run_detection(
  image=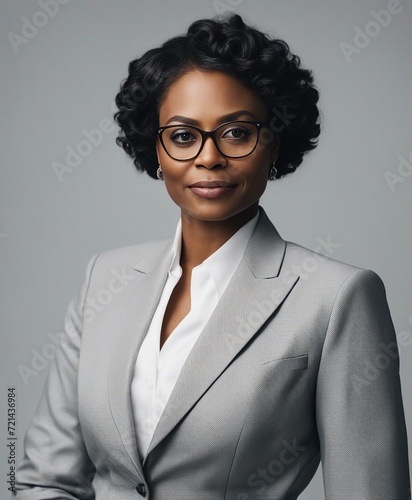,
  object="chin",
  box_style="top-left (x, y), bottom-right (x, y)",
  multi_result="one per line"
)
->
top-left (182, 204), bottom-right (254, 223)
